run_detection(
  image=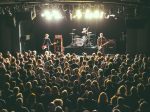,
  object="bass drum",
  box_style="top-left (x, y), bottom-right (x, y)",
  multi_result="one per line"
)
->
top-left (74, 38), bottom-right (84, 47)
